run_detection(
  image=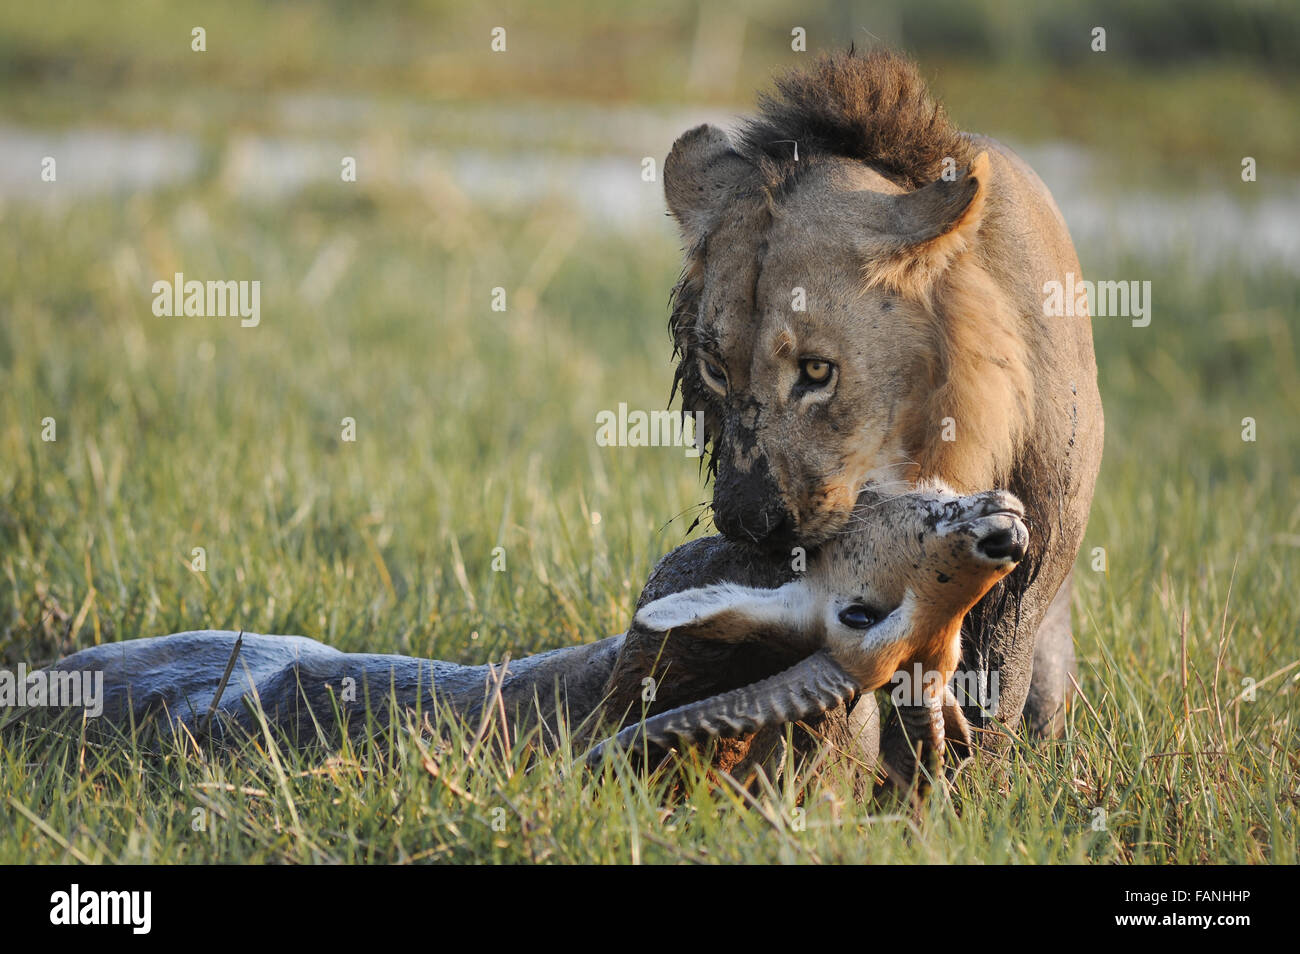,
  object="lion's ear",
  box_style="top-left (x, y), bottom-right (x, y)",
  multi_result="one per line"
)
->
top-left (859, 151), bottom-right (990, 299)
top-left (664, 124), bottom-right (752, 244)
